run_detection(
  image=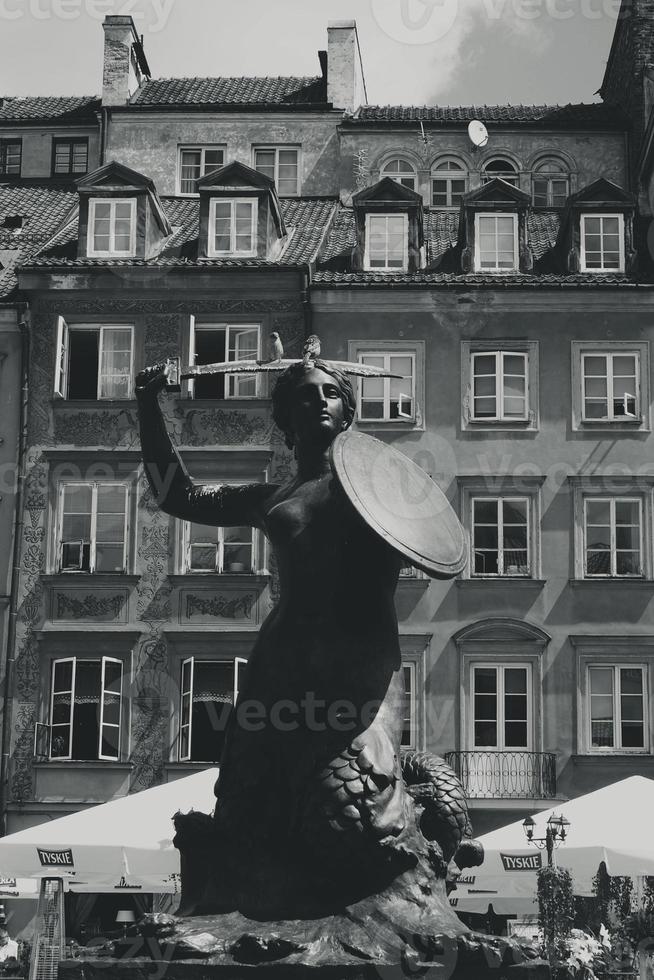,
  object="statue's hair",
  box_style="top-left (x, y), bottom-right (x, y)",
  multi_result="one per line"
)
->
top-left (272, 360), bottom-right (356, 450)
